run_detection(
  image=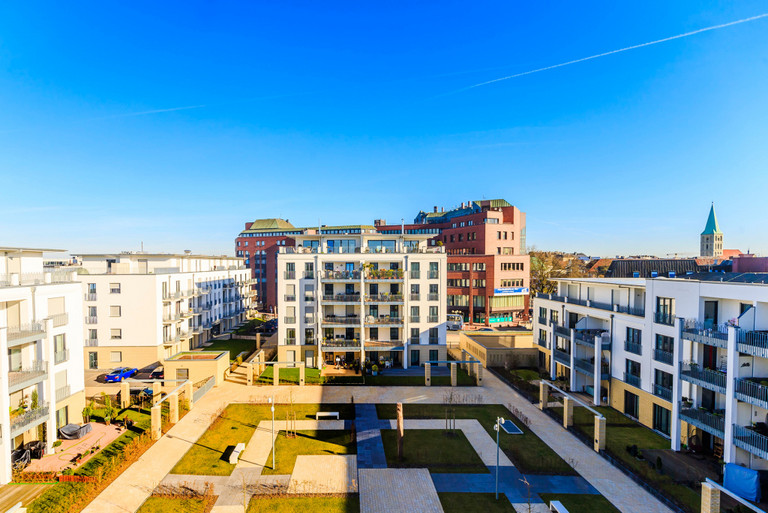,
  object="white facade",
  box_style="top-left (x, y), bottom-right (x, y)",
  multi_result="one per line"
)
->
top-left (276, 232), bottom-right (447, 369)
top-left (533, 275), bottom-right (768, 470)
top-left (77, 252), bottom-right (254, 369)
top-left (0, 248), bottom-right (85, 484)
